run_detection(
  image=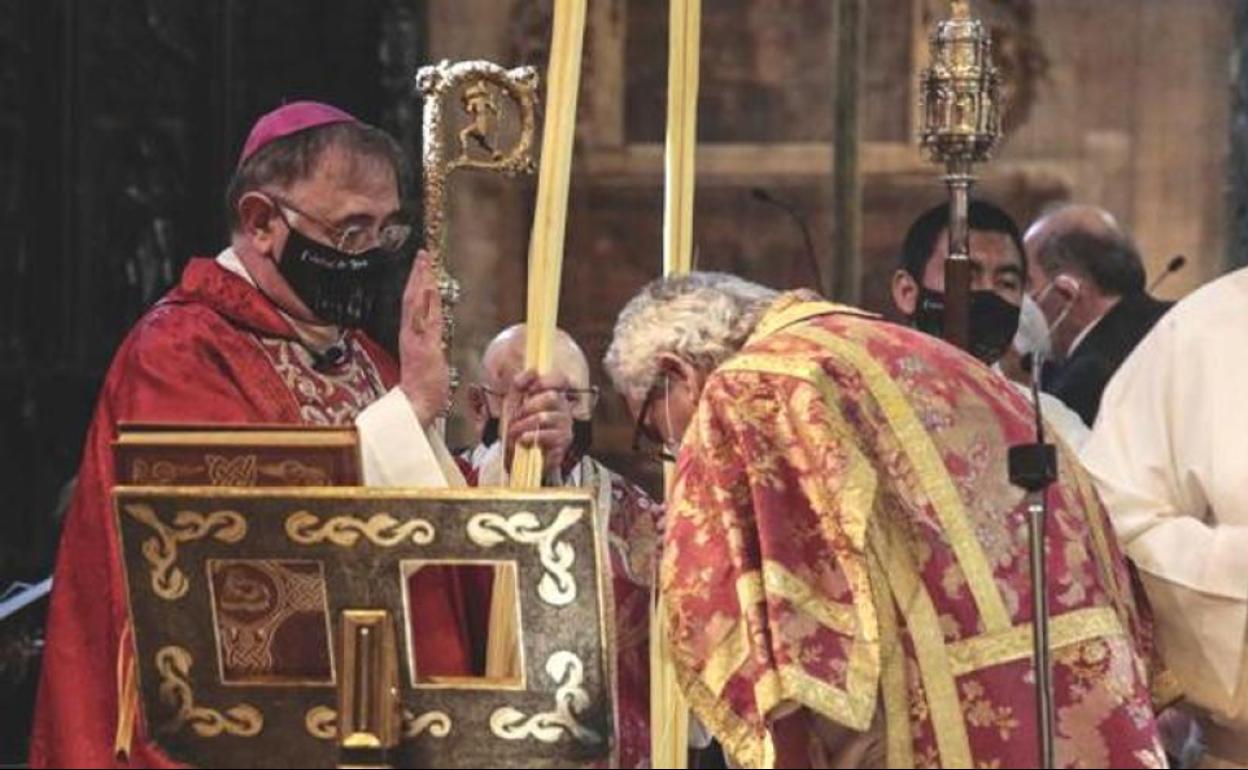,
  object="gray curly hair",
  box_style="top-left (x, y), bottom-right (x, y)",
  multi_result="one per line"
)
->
top-left (604, 272), bottom-right (778, 401)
